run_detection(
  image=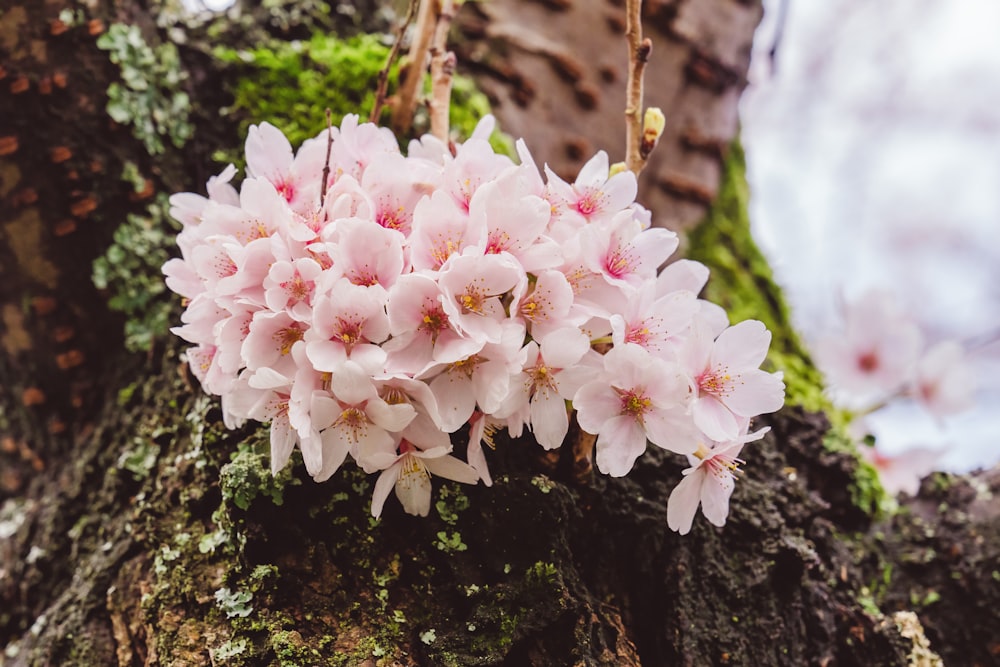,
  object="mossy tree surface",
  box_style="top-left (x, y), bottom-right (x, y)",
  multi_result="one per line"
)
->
top-left (2, 1), bottom-right (998, 666)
